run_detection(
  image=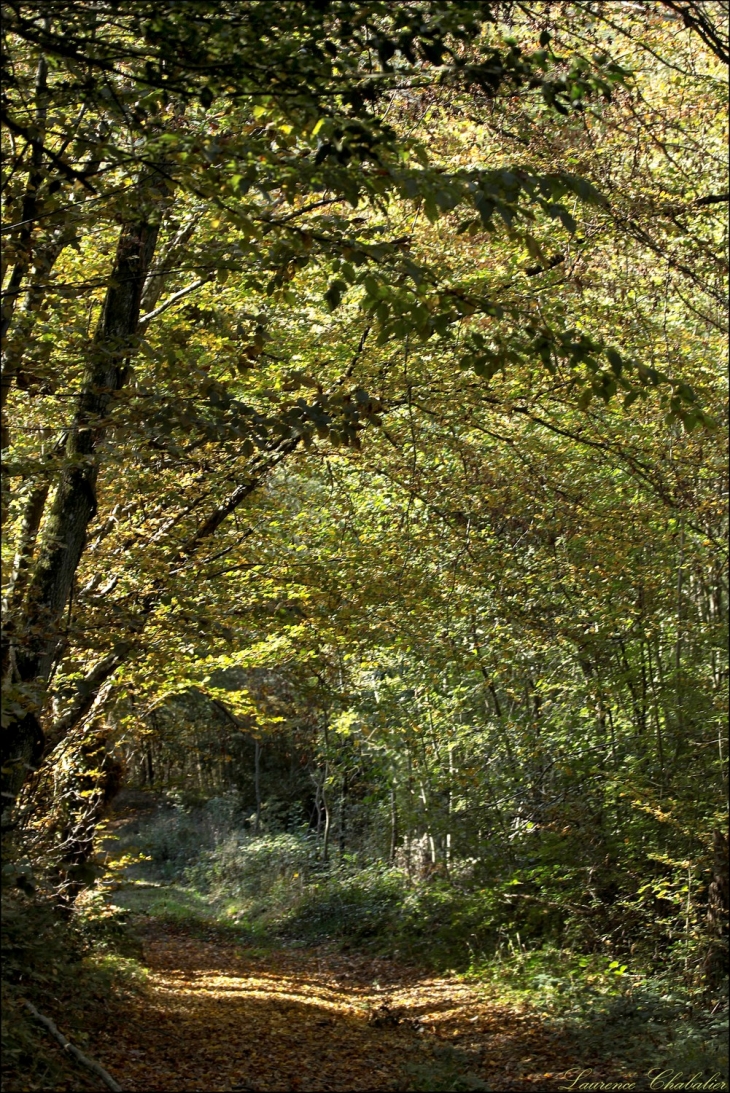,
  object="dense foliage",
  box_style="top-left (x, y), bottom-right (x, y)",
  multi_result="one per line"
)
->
top-left (1, 2), bottom-right (727, 1089)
